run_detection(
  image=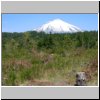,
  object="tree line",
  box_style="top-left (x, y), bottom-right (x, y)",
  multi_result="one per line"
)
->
top-left (2, 31), bottom-right (98, 54)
